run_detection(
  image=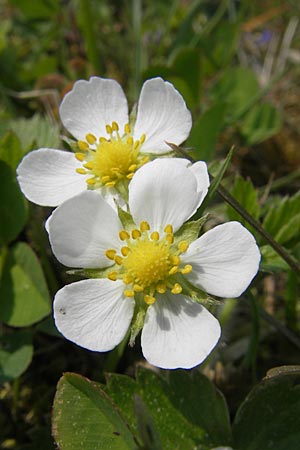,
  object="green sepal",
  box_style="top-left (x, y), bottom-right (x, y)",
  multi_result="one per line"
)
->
top-left (67, 265), bottom-right (117, 279)
top-left (117, 206), bottom-right (135, 230)
top-left (129, 306), bottom-right (146, 347)
top-left (173, 215), bottom-right (209, 247)
top-left (178, 275), bottom-right (222, 306)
